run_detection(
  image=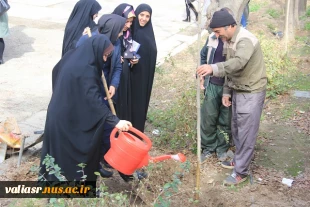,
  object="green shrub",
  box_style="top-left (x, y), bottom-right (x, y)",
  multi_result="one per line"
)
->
top-left (258, 34), bottom-right (295, 98)
top-left (249, 2), bottom-right (262, 12)
top-left (295, 36), bottom-right (308, 42)
top-left (153, 161), bottom-right (191, 207)
top-left (306, 6), bottom-right (310, 17)
top-left (267, 9), bottom-right (281, 18)
top-left (305, 22), bottom-right (310, 31)
top-left (267, 23), bottom-right (275, 31)
top-left (148, 88), bottom-right (198, 150)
